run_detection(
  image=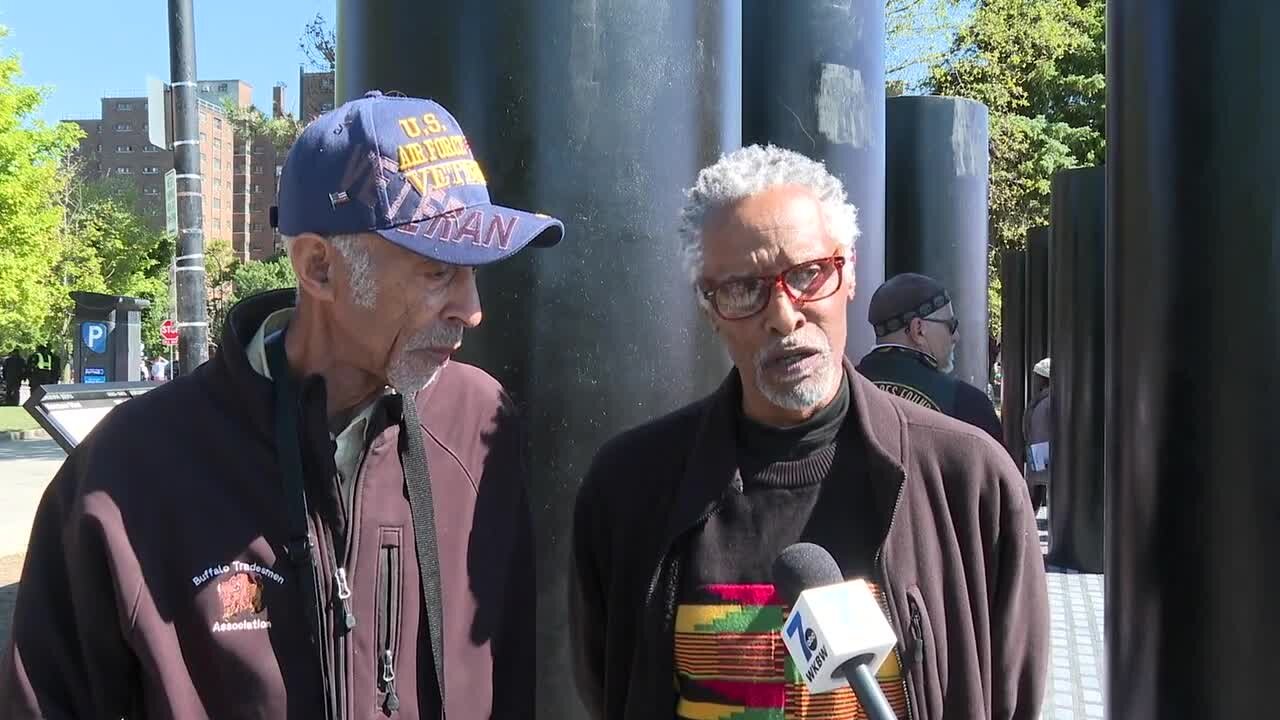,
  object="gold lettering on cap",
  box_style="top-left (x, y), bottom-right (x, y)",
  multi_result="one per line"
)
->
top-left (398, 117), bottom-right (423, 138)
top-left (398, 142), bottom-right (429, 171)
